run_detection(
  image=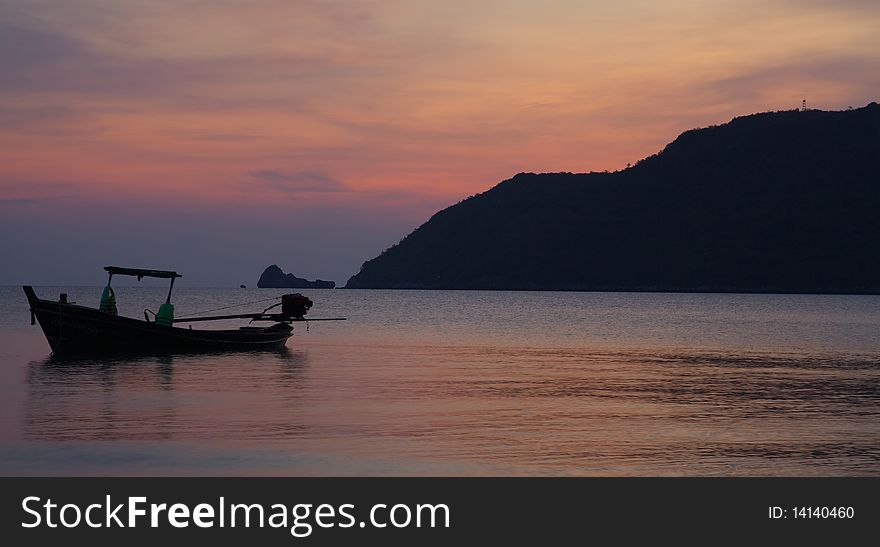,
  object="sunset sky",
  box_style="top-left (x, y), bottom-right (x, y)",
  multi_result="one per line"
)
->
top-left (1, 0), bottom-right (878, 285)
